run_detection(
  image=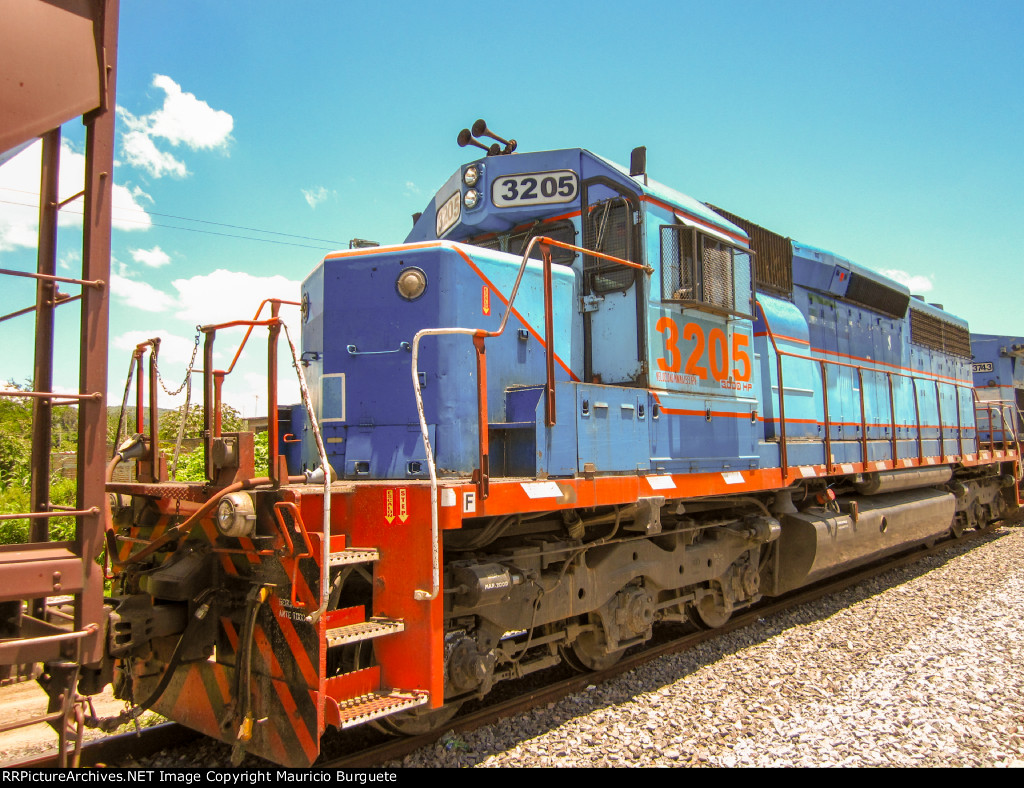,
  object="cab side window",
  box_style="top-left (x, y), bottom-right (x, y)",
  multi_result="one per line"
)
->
top-left (661, 224), bottom-right (753, 317)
